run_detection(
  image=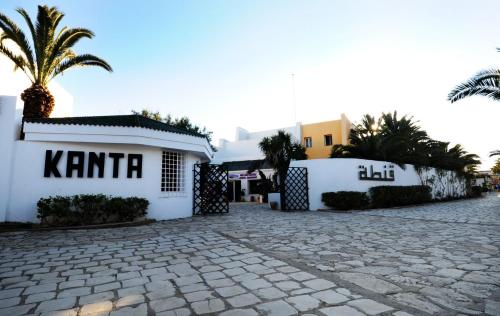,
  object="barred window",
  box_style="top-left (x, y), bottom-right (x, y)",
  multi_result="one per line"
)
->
top-left (161, 151), bottom-right (185, 192)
